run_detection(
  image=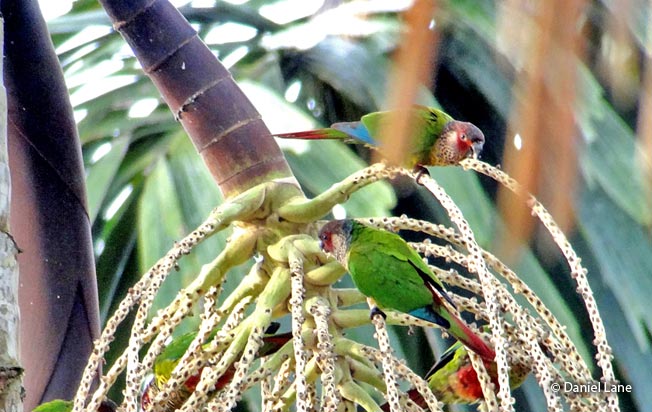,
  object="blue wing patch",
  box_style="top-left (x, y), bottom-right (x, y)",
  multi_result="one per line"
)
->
top-left (408, 306), bottom-right (451, 329)
top-left (331, 121), bottom-right (378, 146)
